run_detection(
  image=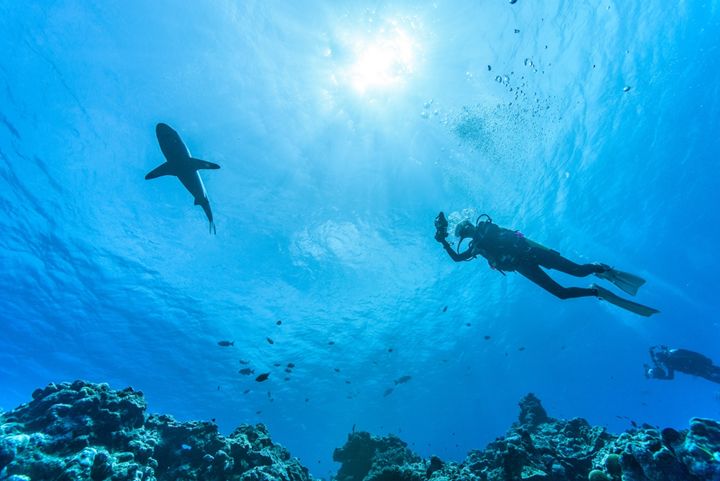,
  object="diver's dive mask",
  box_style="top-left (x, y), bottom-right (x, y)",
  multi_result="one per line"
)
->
top-left (454, 220), bottom-right (474, 239)
top-left (454, 220), bottom-right (475, 254)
